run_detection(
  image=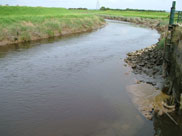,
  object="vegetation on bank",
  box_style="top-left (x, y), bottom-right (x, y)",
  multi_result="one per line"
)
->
top-left (0, 6), bottom-right (171, 46)
top-left (0, 6), bottom-right (105, 46)
top-left (157, 38), bottom-right (165, 49)
top-left (70, 8), bottom-right (169, 50)
top-left (70, 9), bottom-right (170, 20)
